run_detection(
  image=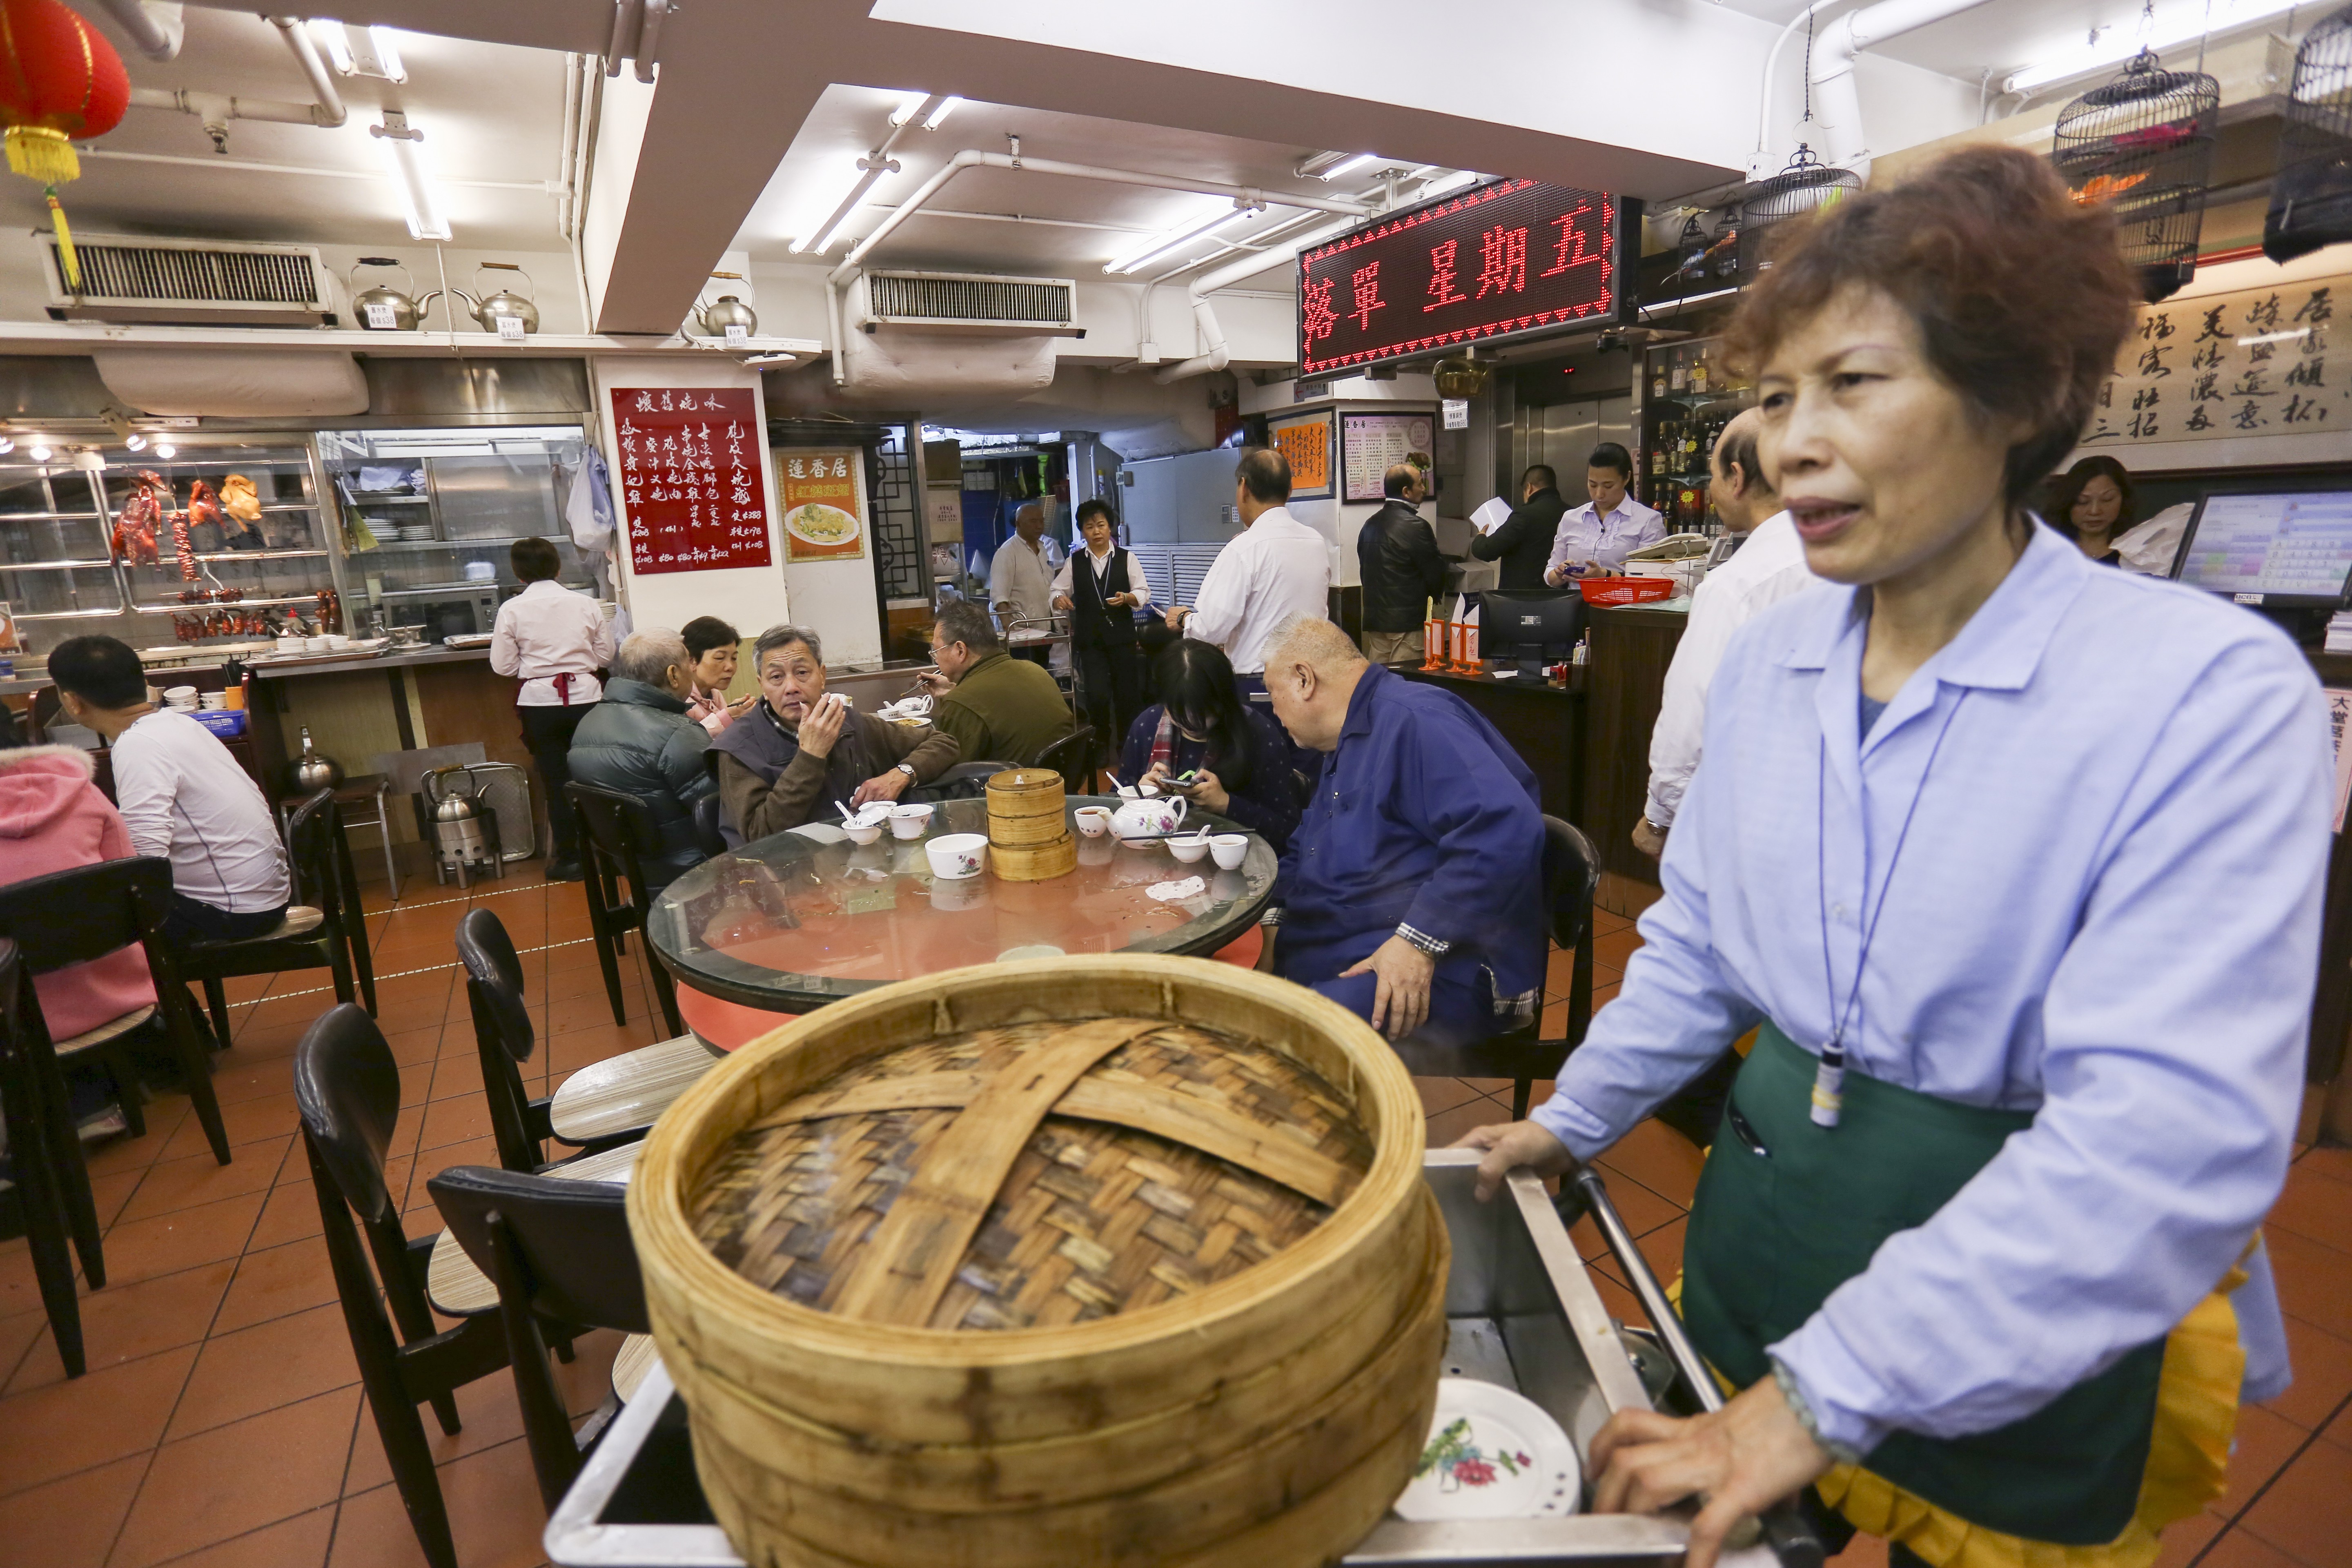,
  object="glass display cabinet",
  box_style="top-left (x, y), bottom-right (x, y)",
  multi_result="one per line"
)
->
top-left (318, 425), bottom-right (595, 642)
top-left (0, 437), bottom-right (337, 656)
